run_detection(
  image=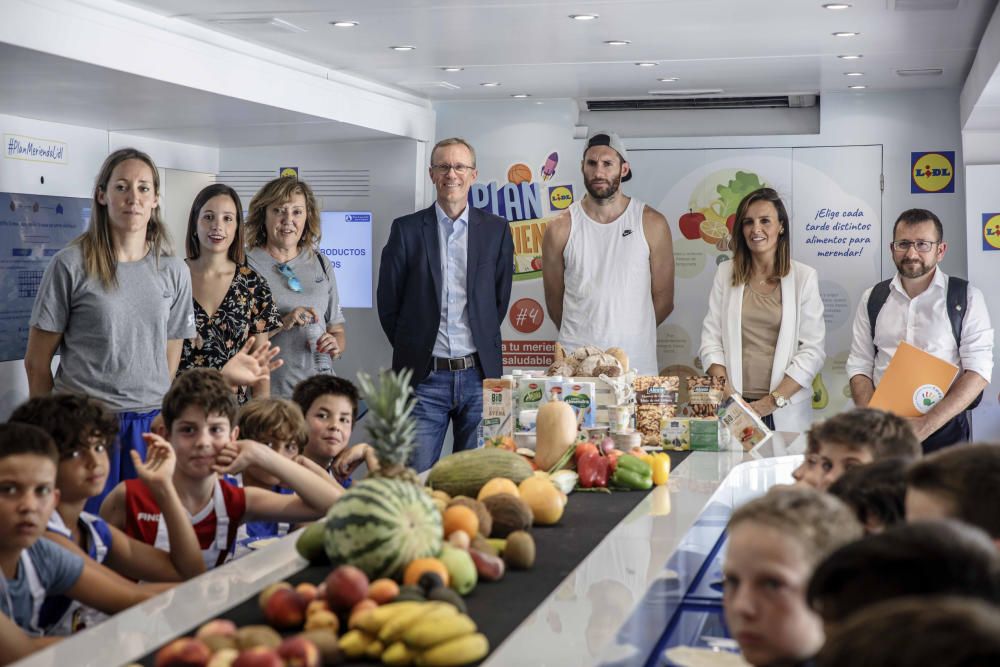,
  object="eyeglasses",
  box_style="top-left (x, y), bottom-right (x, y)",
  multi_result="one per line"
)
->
top-left (890, 240), bottom-right (939, 253)
top-left (431, 163), bottom-right (474, 175)
top-left (276, 263), bottom-right (303, 292)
